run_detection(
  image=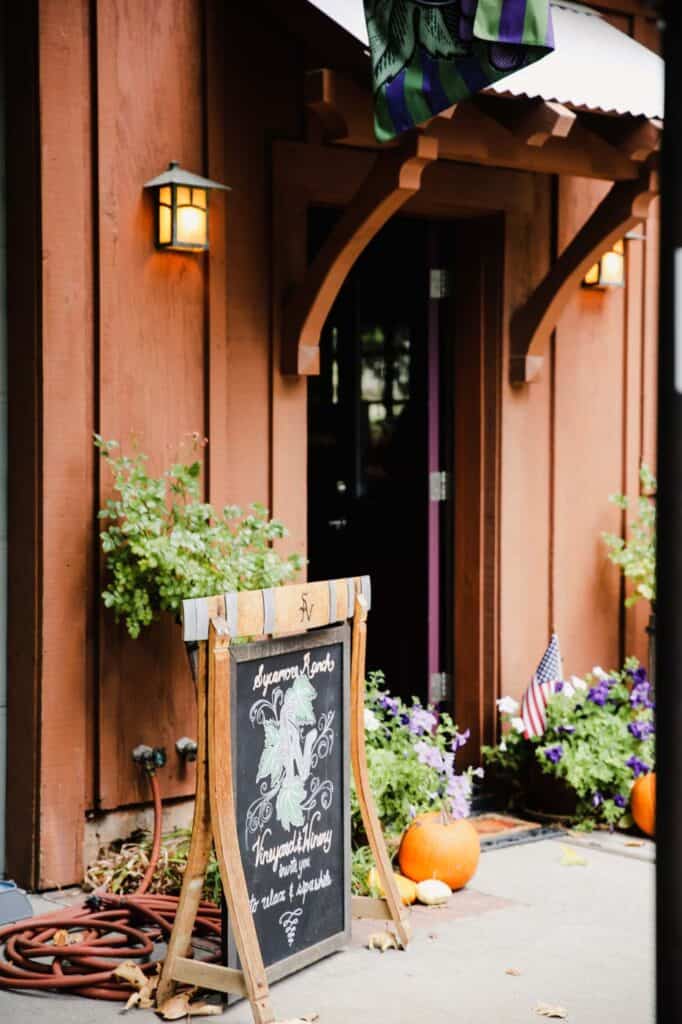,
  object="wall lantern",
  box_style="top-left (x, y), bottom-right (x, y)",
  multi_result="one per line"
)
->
top-left (143, 161), bottom-right (229, 252)
top-left (582, 239), bottom-right (625, 290)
